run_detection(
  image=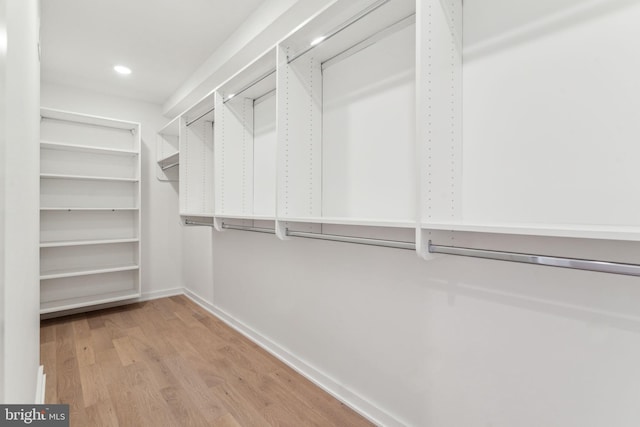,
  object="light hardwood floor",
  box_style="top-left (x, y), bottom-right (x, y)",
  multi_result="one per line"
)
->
top-left (40, 295), bottom-right (375, 427)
